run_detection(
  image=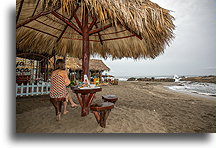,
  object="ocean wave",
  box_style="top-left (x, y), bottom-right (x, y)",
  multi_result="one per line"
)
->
top-left (166, 81), bottom-right (216, 97)
top-left (117, 78), bottom-right (128, 81)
